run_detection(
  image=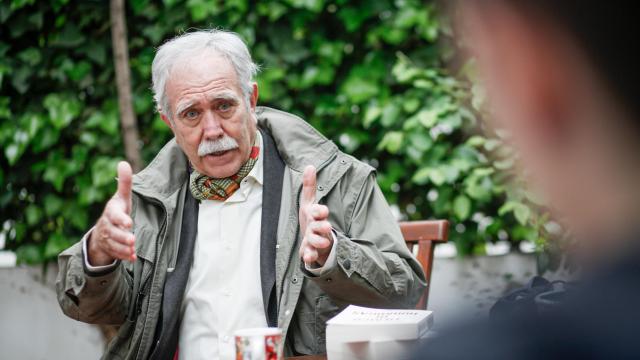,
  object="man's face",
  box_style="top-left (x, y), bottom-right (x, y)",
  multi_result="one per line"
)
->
top-left (162, 53), bottom-right (257, 178)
